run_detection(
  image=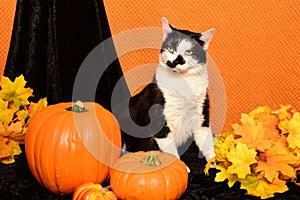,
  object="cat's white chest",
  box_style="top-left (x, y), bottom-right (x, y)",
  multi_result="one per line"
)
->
top-left (155, 65), bottom-right (208, 146)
